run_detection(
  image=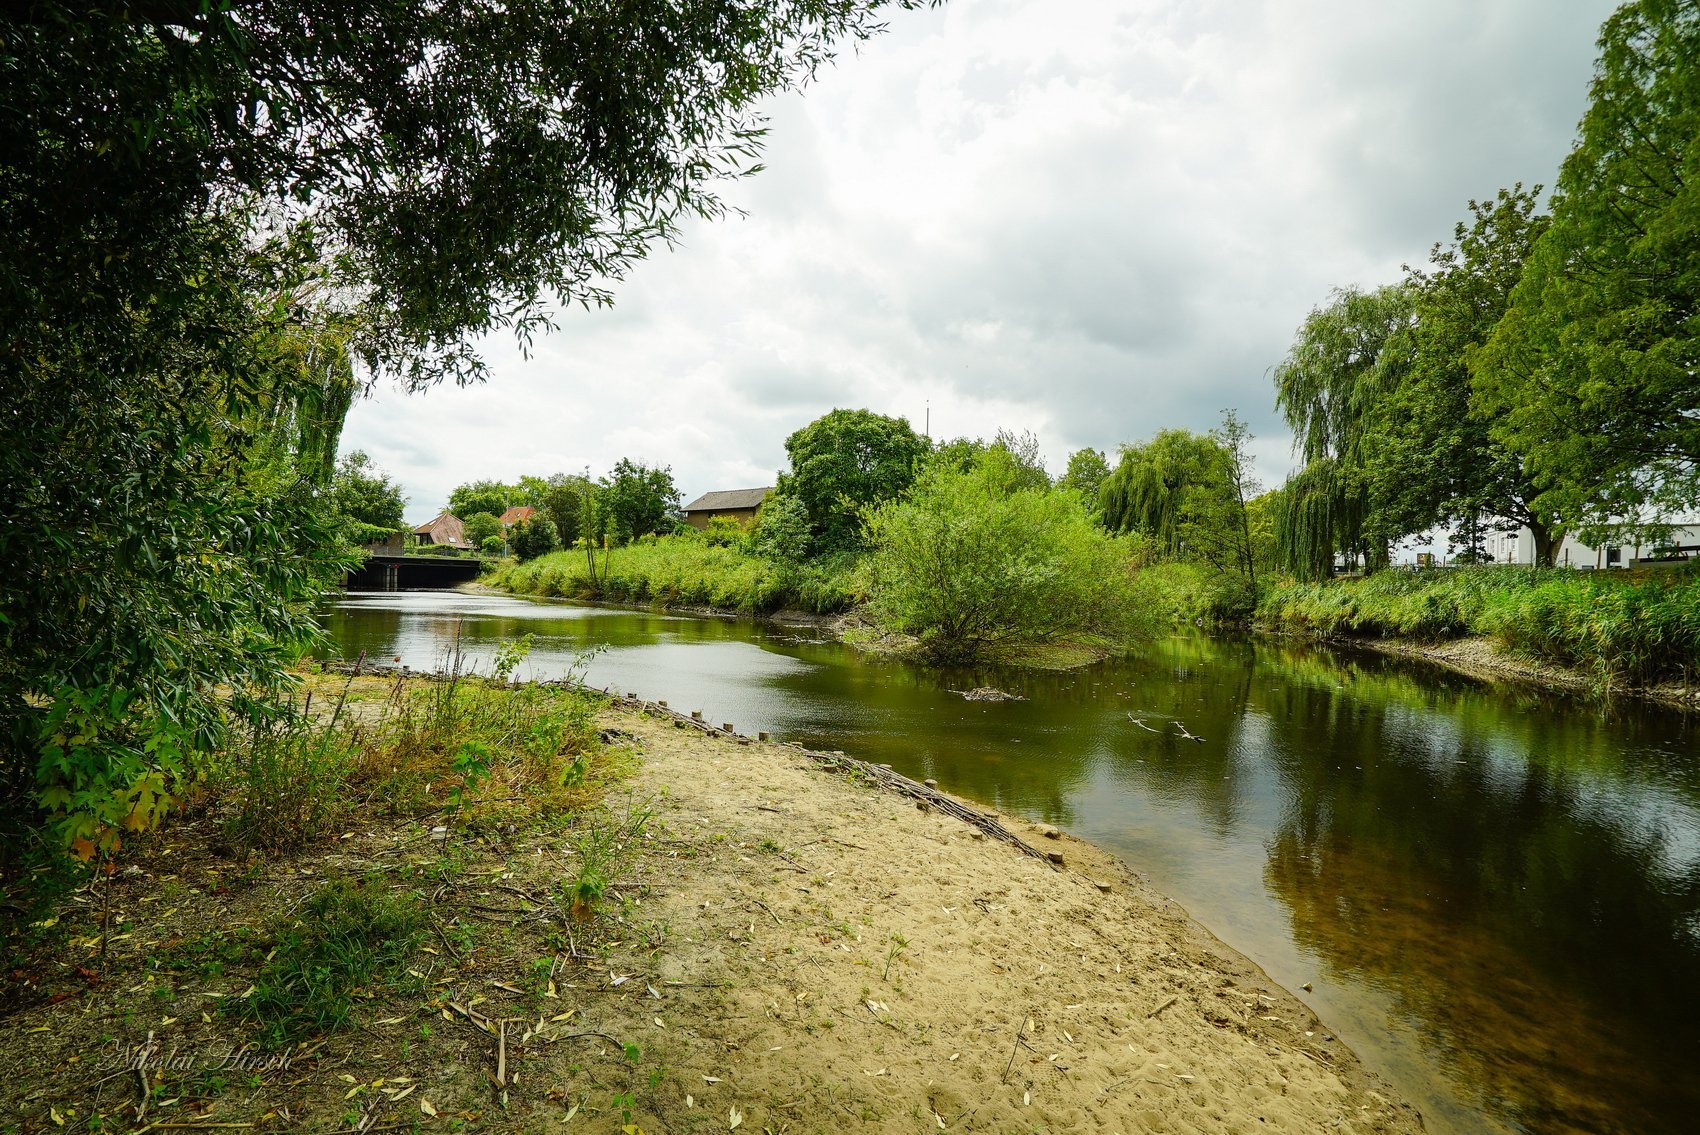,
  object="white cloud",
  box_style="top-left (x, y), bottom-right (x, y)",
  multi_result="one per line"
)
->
top-left (340, 0), bottom-right (1618, 519)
